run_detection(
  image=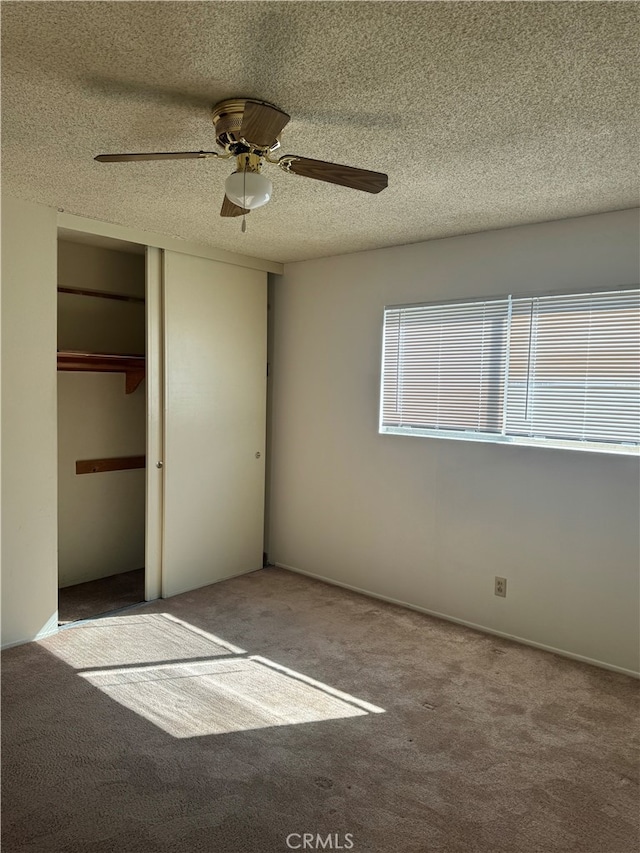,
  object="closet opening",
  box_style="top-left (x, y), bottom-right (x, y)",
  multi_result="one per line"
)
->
top-left (56, 230), bottom-right (147, 624)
